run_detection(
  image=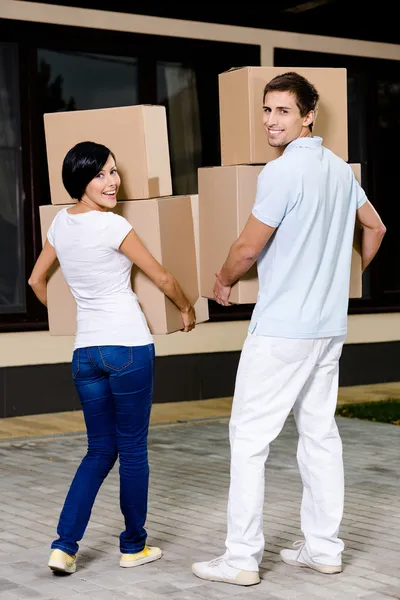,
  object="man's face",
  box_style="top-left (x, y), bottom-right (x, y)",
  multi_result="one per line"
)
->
top-left (262, 90), bottom-right (314, 148)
